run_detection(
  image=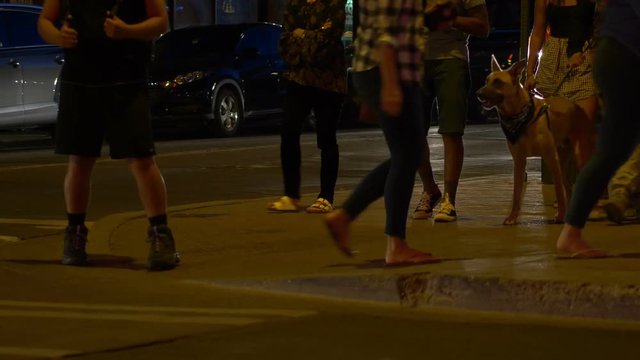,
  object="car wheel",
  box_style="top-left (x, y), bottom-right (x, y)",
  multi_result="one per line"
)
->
top-left (210, 87), bottom-right (243, 137)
